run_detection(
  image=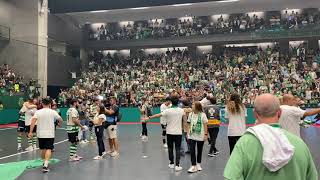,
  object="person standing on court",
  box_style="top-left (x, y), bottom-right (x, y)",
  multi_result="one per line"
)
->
top-left (24, 97), bottom-right (38, 151)
top-left (204, 97), bottom-right (221, 157)
top-left (92, 105), bottom-right (107, 160)
top-left (224, 94), bottom-right (318, 180)
top-left (186, 101), bottom-right (208, 173)
top-left (67, 99), bottom-right (85, 162)
top-left (280, 94), bottom-right (320, 138)
top-left (144, 96), bottom-right (185, 171)
top-left (105, 97), bottom-right (120, 157)
top-left (224, 94), bottom-right (247, 154)
top-left (139, 97), bottom-right (150, 142)
top-left (28, 98), bottom-right (63, 173)
top-left (160, 97), bottom-right (172, 148)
